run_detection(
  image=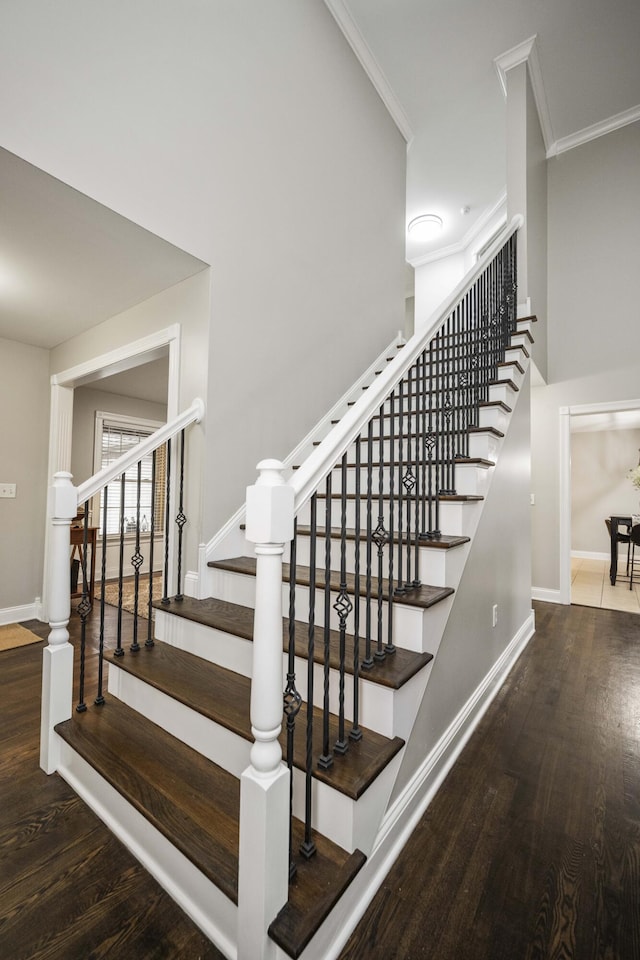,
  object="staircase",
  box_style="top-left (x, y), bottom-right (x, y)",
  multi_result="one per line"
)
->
top-left (44, 219), bottom-right (535, 960)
